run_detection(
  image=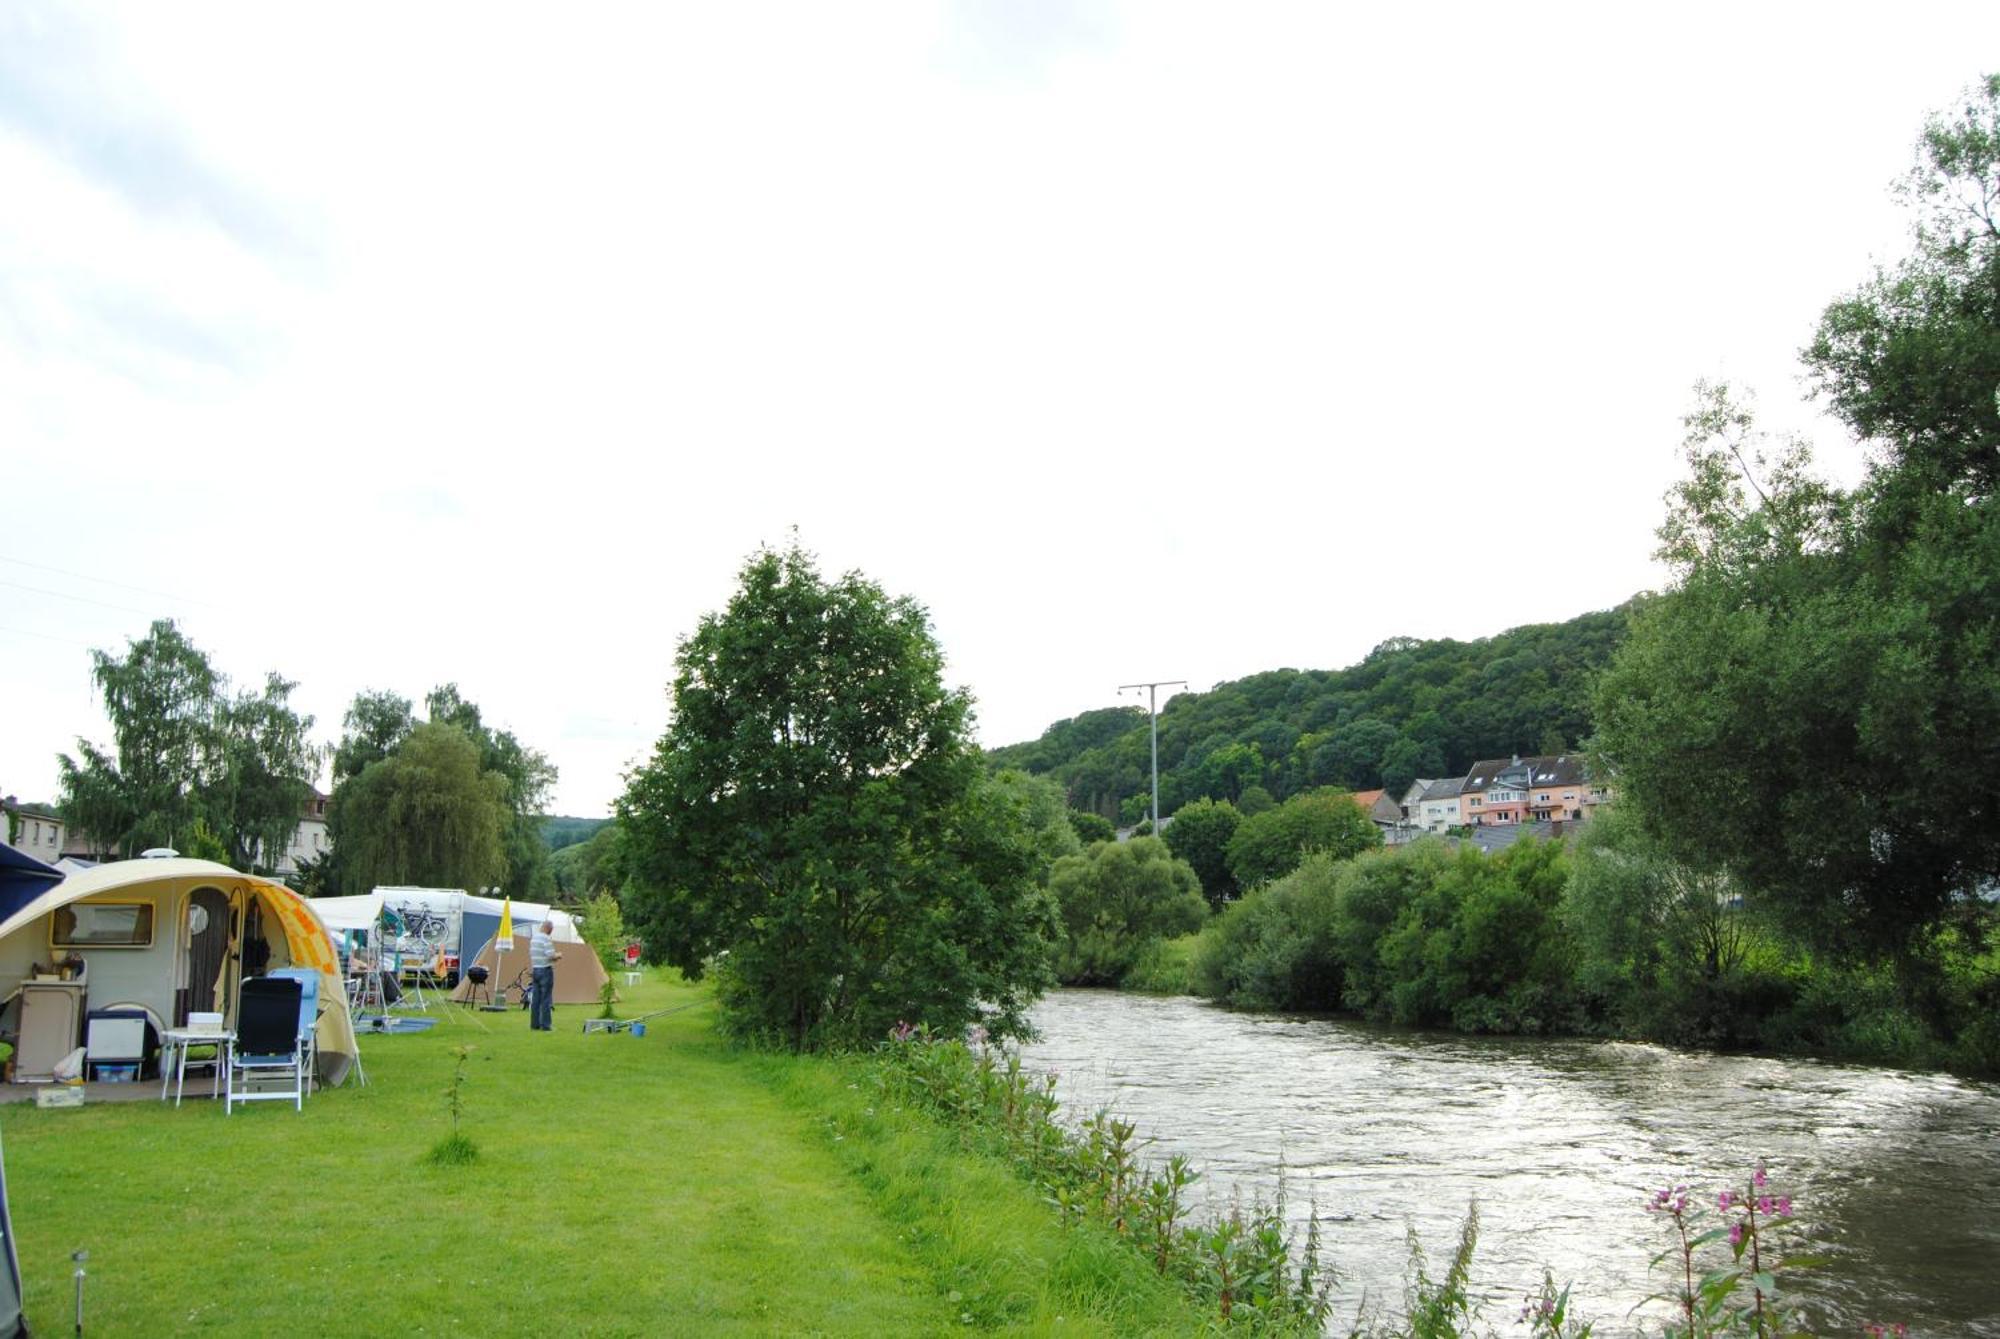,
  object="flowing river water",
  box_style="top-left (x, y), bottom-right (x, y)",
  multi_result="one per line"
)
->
top-left (1020, 990), bottom-right (2000, 1335)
